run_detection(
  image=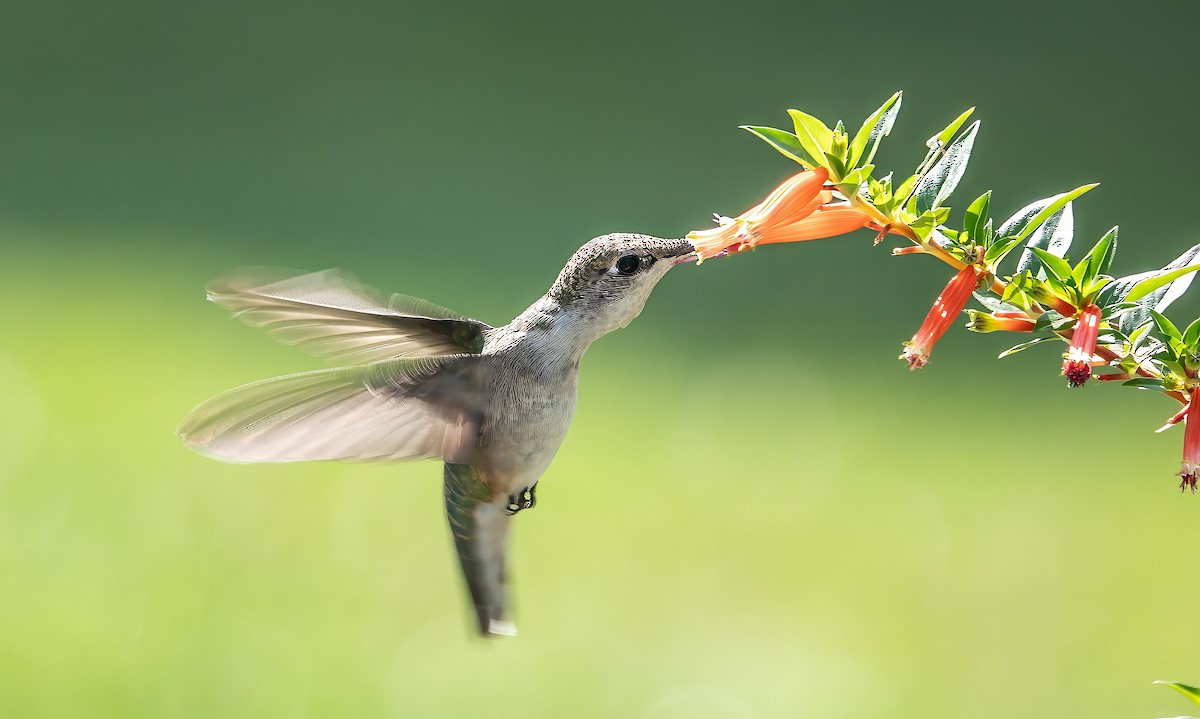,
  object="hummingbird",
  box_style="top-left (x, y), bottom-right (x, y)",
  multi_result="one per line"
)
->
top-left (177, 233), bottom-right (696, 636)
